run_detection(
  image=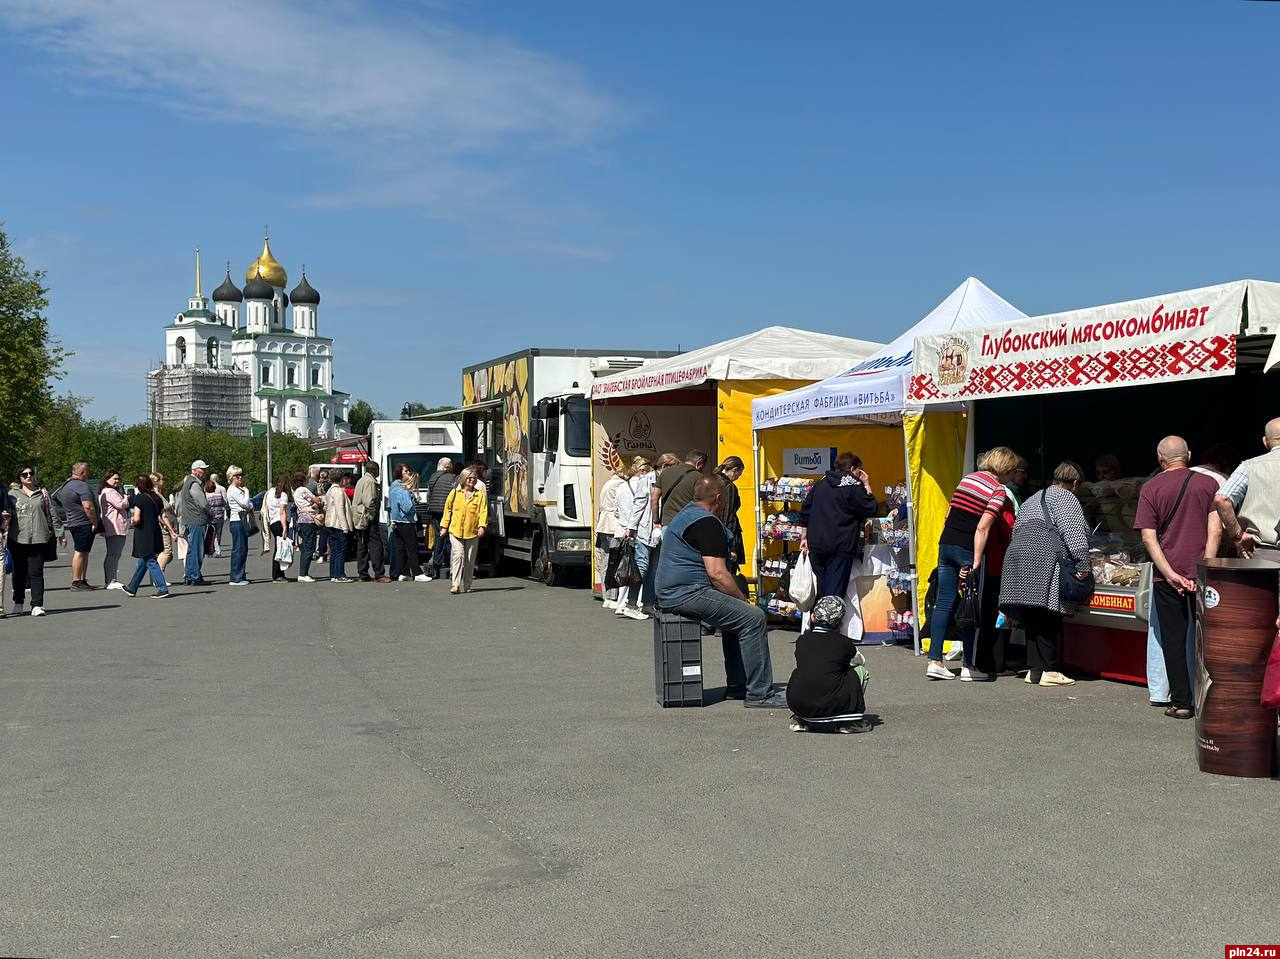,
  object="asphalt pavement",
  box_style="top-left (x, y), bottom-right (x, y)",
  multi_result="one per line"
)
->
top-left (1, 545), bottom-right (1277, 958)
